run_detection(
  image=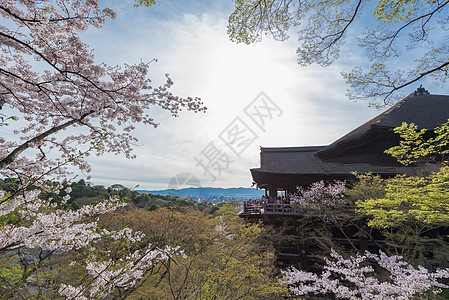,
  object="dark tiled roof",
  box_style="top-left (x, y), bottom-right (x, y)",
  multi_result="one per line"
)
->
top-left (252, 93), bottom-right (449, 179)
top-left (260, 146), bottom-right (326, 153)
top-left (317, 94), bottom-right (449, 157)
top-left (256, 146), bottom-right (407, 175)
